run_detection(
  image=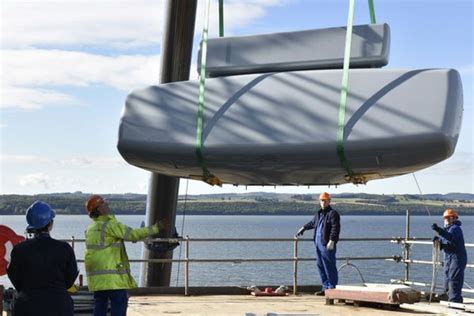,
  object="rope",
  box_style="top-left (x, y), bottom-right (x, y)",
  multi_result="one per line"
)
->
top-left (219, 0), bottom-right (224, 37)
top-left (429, 239), bottom-right (441, 304)
top-left (411, 173), bottom-right (432, 217)
top-left (175, 179), bottom-right (189, 287)
top-left (195, 0), bottom-right (222, 186)
top-left (412, 172), bottom-right (440, 302)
